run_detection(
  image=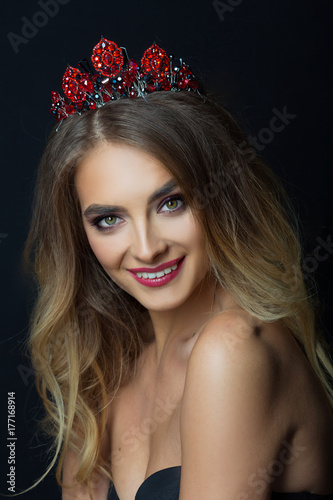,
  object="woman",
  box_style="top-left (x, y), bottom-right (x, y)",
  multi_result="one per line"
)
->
top-left (25, 39), bottom-right (333, 499)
